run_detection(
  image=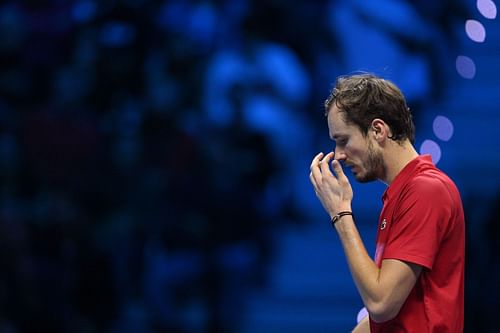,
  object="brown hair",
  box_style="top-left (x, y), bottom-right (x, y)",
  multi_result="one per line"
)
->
top-left (324, 73), bottom-right (415, 144)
